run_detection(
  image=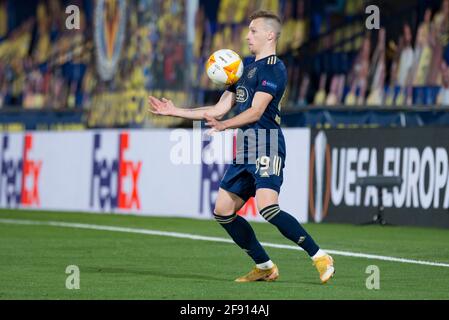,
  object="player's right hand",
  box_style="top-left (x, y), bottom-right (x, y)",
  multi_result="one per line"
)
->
top-left (148, 96), bottom-right (177, 116)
